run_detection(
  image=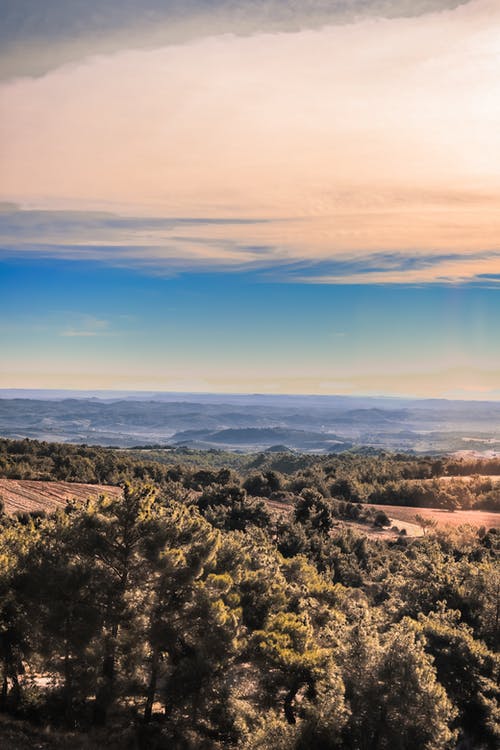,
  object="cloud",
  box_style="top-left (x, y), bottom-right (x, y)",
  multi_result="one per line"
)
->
top-left (291, 251), bottom-right (500, 285)
top-left (0, 205), bottom-right (269, 243)
top-left (1, 1), bottom-right (499, 286)
top-left (1, 206), bottom-right (500, 284)
top-left (60, 330), bottom-right (101, 337)
top-left (59, 315), bottom-right (110, 337)
top-left (0, 206), bottom-right (278, 270)
top-left (0, 0), bottom-right (469, 79)
top-left (2, 3), bottom-right (499, 236)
